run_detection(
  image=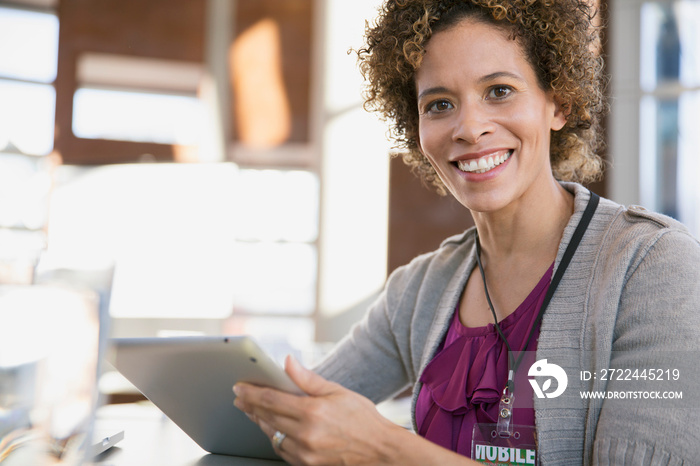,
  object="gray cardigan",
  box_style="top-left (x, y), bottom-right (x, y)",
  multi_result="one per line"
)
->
top-left (315, 182), bottom-right (700, 465)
